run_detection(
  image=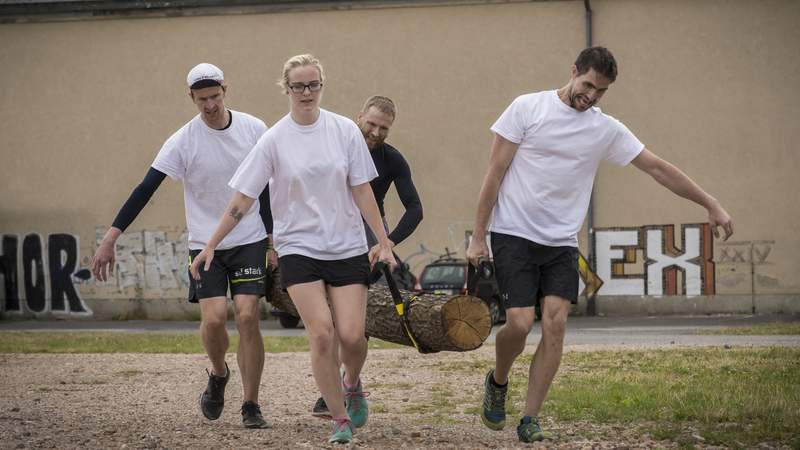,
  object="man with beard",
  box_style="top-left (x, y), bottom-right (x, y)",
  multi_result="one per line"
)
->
top-left (467, 47), bottom-right (734, 442)
top-left (310, 95), bottom-right (423, 418)
top-left (92, 63), bottom-right (271, 429)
